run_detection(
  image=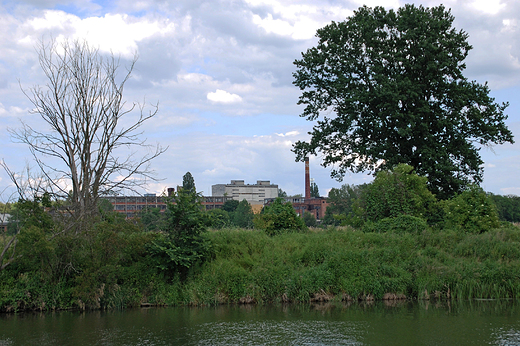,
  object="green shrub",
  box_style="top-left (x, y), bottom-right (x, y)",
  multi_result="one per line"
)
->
top-left (148, 189), bottom-right (209, 278)
top-left (303, 211), bottom-right (317, 227)
top-left (363, 214), bottom-right (429, 234)
top-left (364, 164), bottom-right (437, 222)
top-left (443, 185), bottom-right (500, 233)
top-left (254, 198), bottom-right (306, 236)
top-left (206, 208), bottom-right (230, 229)
top-left (232, 200), bottom-right (254, 228)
